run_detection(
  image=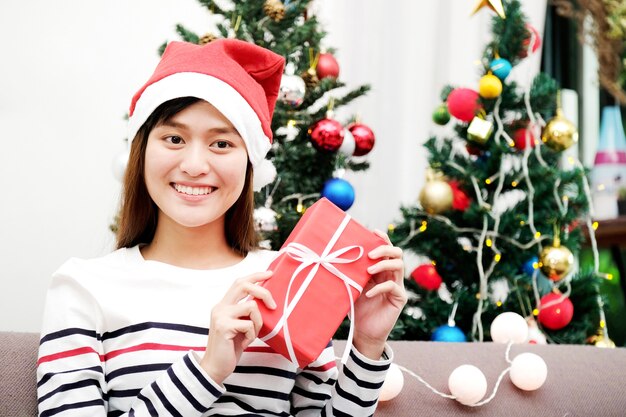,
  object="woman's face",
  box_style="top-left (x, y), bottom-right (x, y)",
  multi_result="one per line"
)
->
top-left (144, 100), bottom-right (249, 231)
